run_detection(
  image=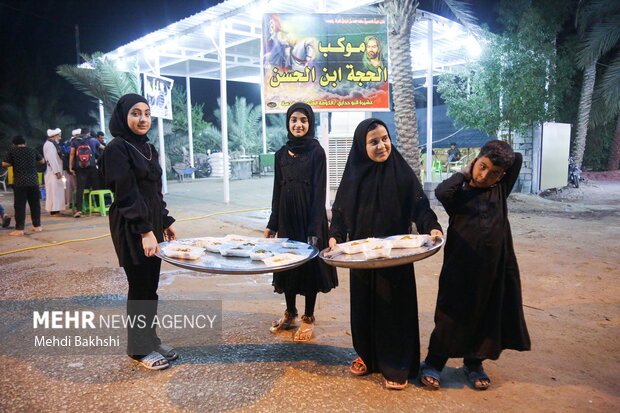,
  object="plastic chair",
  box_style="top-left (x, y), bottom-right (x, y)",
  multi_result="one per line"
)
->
top-left (432, 159), bottom-right (443, 181)
top-left (0, 169), bottom-right (7, 191)
top-left (88, 189), bottom-right (114, 216)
